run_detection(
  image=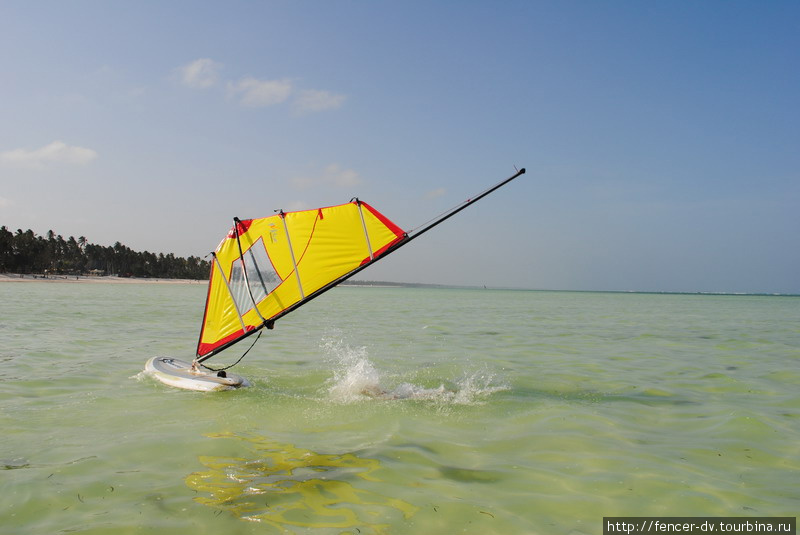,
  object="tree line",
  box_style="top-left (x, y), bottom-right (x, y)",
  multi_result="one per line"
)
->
top-left (0, 226), bottom-right (210, 280)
